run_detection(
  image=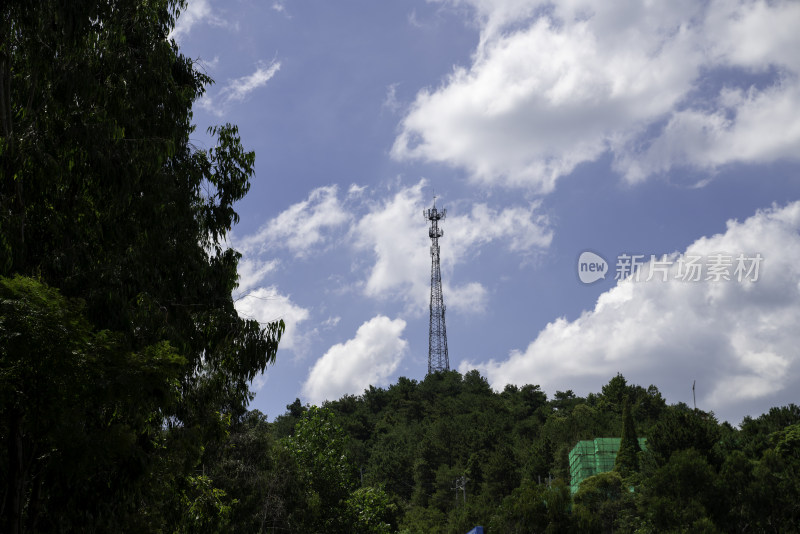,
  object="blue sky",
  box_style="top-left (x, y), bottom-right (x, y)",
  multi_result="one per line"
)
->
top-left (173, 0), bottom-right (800, 425)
